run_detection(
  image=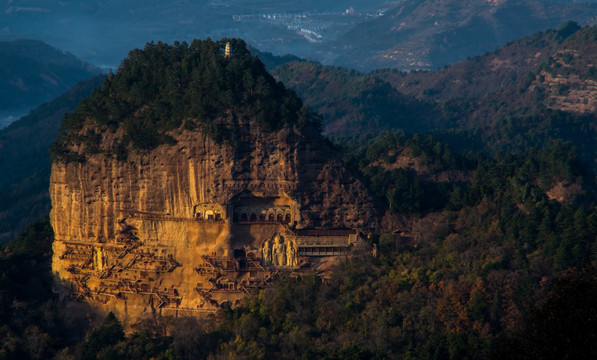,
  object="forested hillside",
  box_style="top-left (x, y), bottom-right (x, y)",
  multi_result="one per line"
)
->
top-left (272, 62), bottom-right (436, 134)
top-left (272, 24), bottom-right (597, 172)
top-left (3, 130), bottom-right (597, 359)
top-left (0, 217), bottom-right (93, 359)
top-left (435, 24), bottom-right (597, 167)
top-left (372, 21), bottom-right (581, 102)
